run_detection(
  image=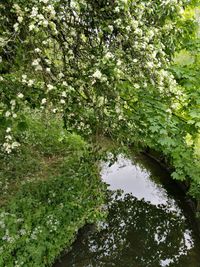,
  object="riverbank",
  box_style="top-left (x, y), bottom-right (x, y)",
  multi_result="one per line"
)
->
top-left (0, 112), bottom-right (106, 267)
